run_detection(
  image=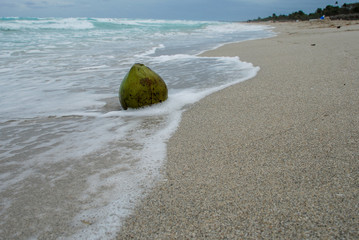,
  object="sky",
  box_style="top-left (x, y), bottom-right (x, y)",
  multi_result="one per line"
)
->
top-left (1, 0), bottom-right (358, 21)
